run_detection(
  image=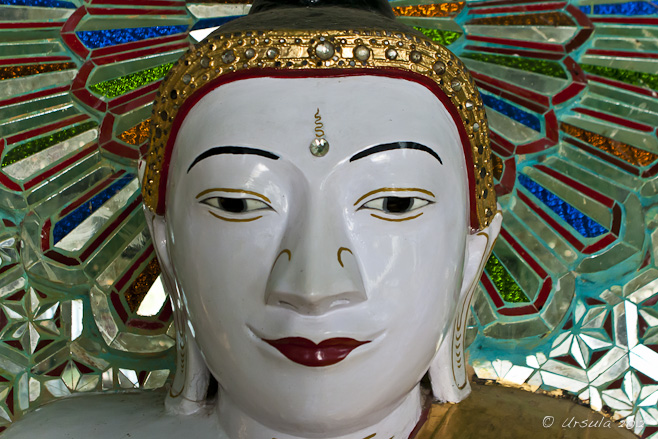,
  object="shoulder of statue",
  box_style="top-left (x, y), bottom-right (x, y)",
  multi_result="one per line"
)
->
top-left (3, 391), bottom-right (221, 439)
top-left (414, 383), bottom-right (638, 439)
